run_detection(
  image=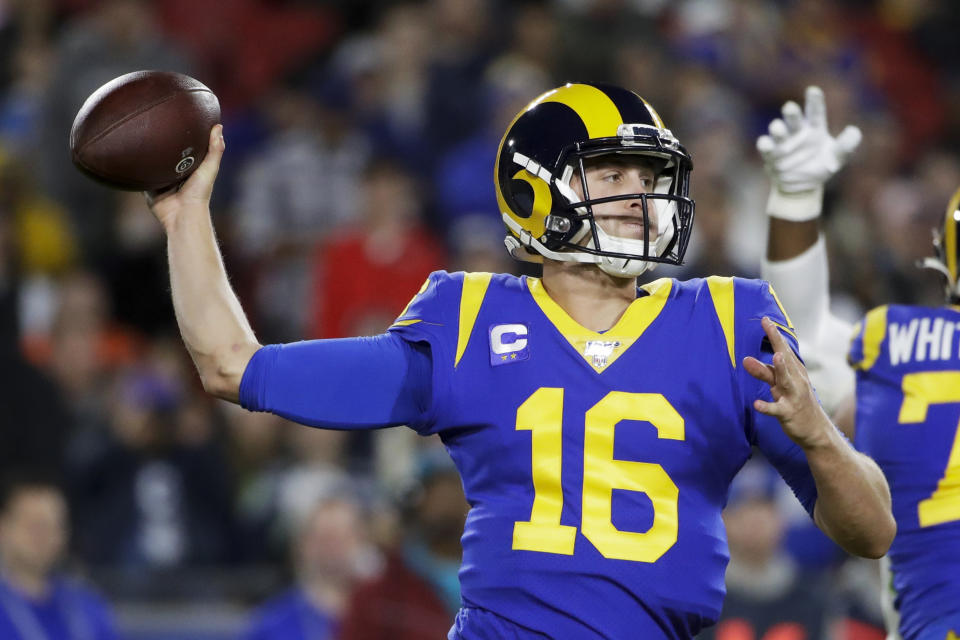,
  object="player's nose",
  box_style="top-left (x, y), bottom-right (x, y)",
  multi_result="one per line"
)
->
top-left (626, 187), bottom-right (658, 225)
